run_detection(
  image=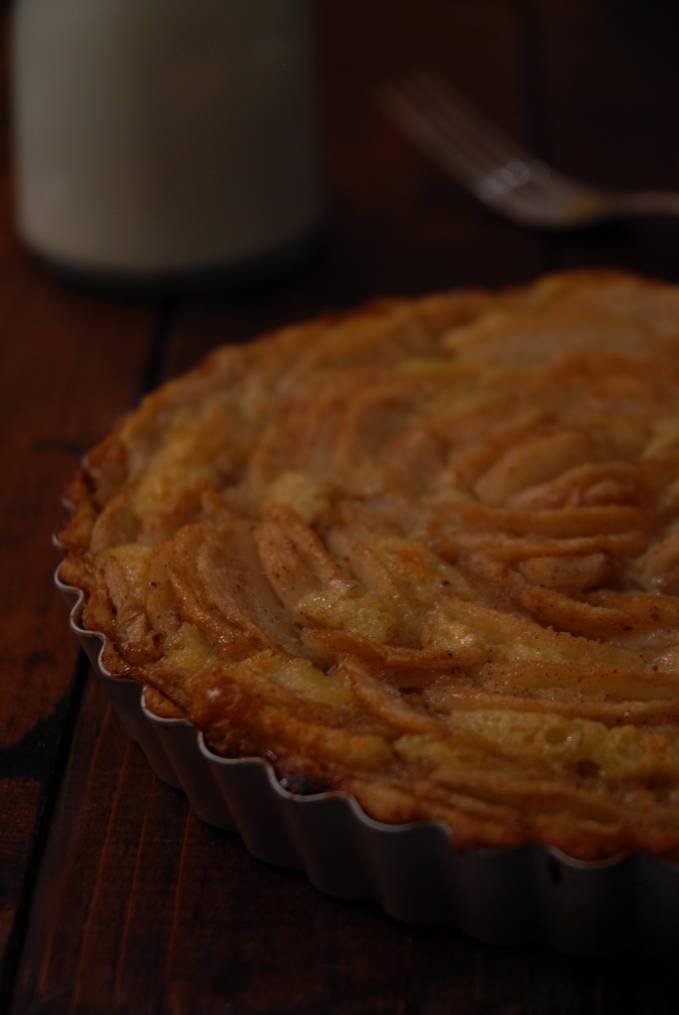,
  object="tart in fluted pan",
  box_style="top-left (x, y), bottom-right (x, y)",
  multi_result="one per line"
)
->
top-left (58, 270), bottom-right (679, 862)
